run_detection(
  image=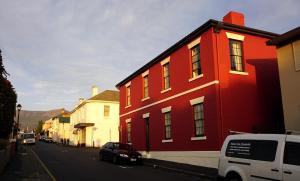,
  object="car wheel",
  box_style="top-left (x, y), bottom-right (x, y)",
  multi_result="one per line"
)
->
top-left (226, 173), bottom-right (242, 181)
top-left (112, 155), bottom-right (118, 164)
